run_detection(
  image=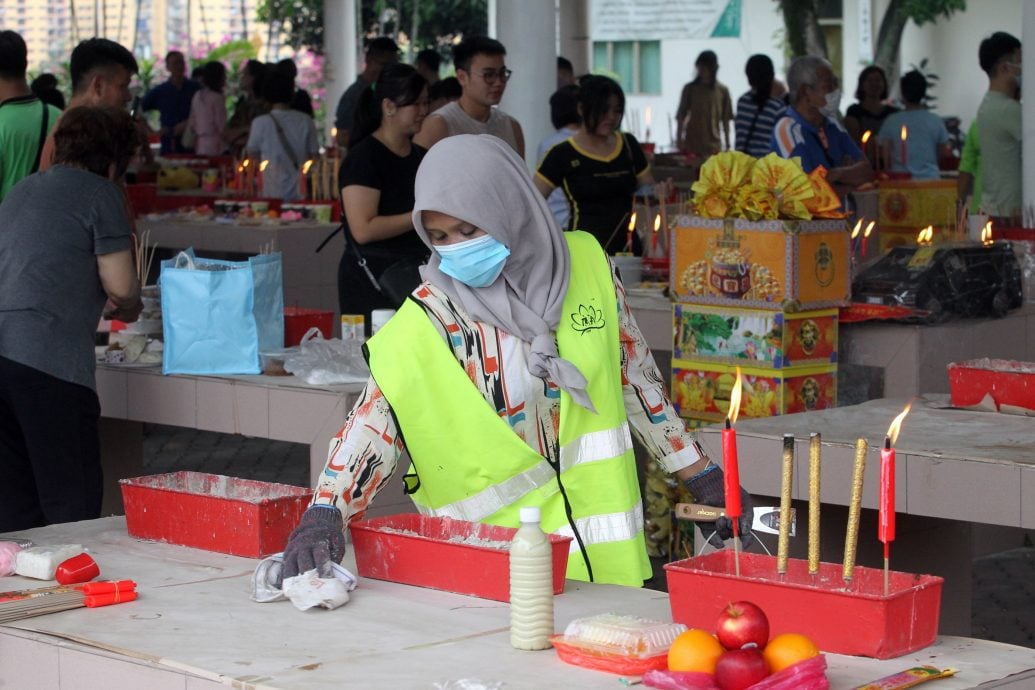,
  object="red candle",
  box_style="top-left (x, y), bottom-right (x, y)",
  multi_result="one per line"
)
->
top-left (879, 438), bottom-right (895, 546)
top-left (299, 159), bottom-right (313, 198)
top-left (900, 125), bottom-right (909, 173)
top-left (723, 368), bottom-right (744, 522)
